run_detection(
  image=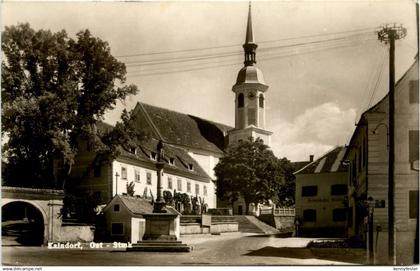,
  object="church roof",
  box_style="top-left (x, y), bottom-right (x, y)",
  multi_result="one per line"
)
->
top-left (132, 102), bottom-right (232, 154)
top-left (294, 146), bottom-right (348, 175)
top-left (236, 65), bottom-right (266, 85)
